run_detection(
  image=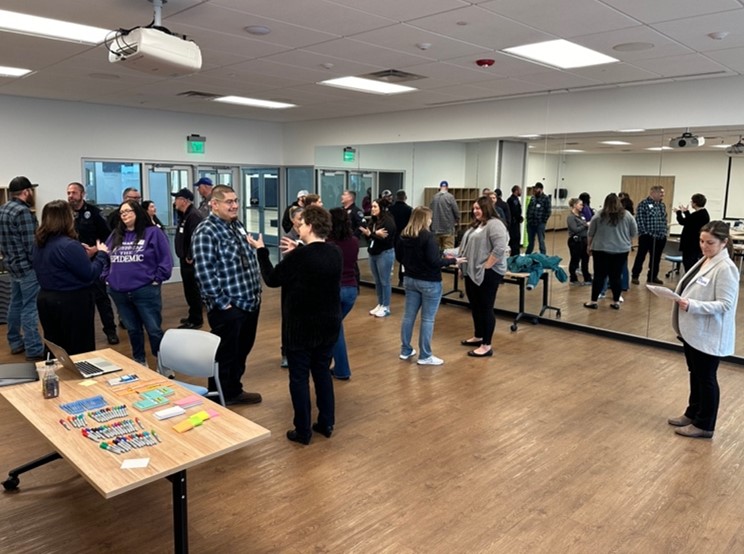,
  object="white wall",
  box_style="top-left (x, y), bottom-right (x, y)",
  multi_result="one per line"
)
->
top-left (0, 95), bottom-right (284, 207)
